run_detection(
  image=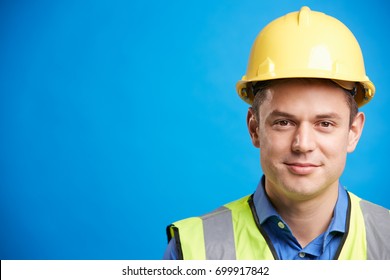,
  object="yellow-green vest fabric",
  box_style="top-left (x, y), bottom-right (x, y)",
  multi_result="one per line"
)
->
top-left (167, 192), bottom-right (390, 260)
